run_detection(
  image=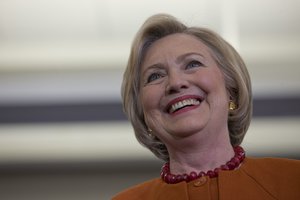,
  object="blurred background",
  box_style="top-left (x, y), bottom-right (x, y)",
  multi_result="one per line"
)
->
top-left (0, 0), bottom-right (299, 199)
